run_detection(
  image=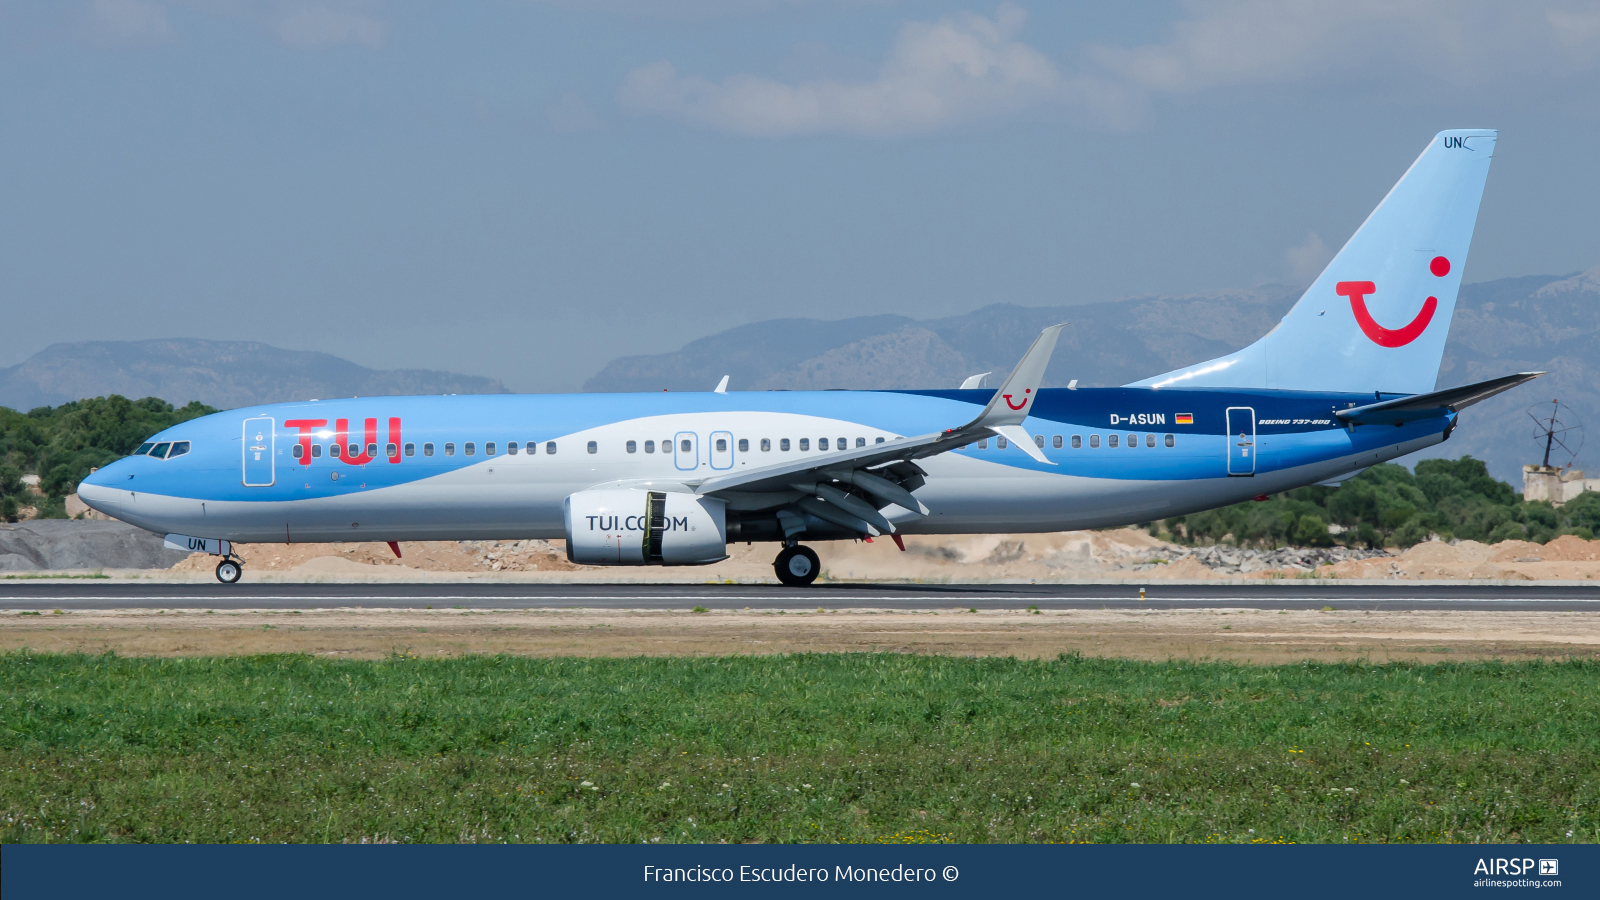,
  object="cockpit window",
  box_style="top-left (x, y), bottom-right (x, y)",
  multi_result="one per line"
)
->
top-left (167, 441), bottom-right (191, 459)
top-left (150, 442), bottom-right (172, 459)
top-left (135, 443), bottom-right (155, 456)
